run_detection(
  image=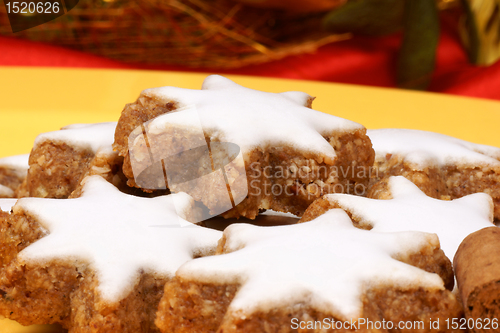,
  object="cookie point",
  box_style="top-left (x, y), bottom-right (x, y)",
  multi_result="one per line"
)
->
top-left (202, 75), bottom-right (237, 90)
